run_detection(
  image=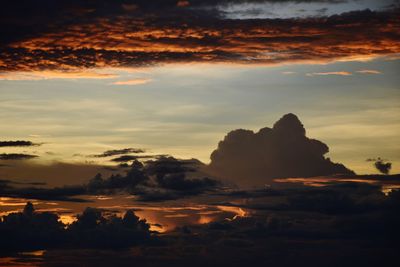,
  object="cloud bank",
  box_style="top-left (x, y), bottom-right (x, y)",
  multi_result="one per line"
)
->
top-left (0, 2), bottom-right (399, 74)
